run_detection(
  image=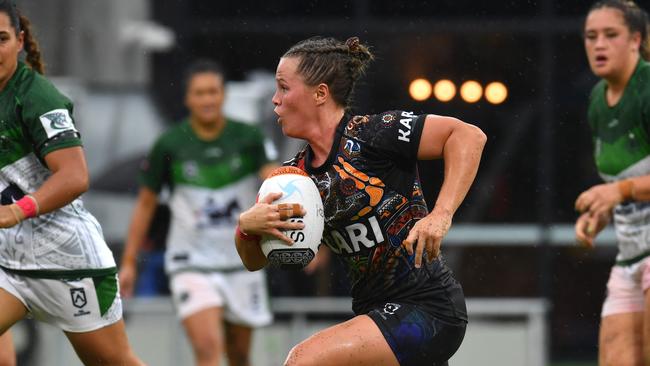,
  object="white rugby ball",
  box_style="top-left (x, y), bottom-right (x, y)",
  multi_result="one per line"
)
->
top-left (258, 166), bottom-right (324, 269)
